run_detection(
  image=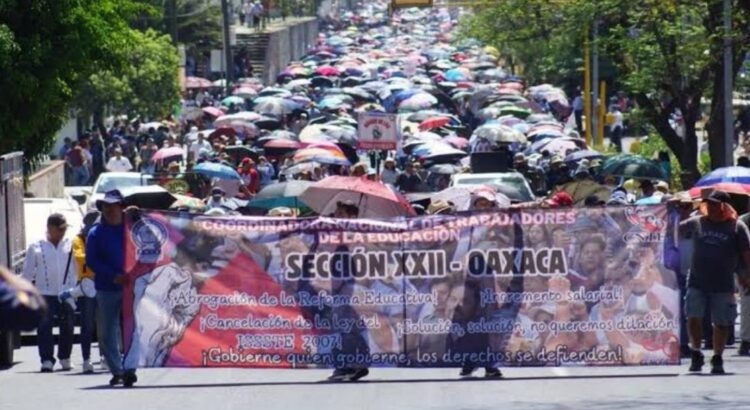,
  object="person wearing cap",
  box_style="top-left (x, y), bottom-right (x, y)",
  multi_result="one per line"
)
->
top-left (268, 207), bottom-right (295, 217)
top-left (206, 187), bottom-right (227, 209)
top-left (71, 210), bottom-right (102, 374)
top-left (105, 148), bottom-right (133, 172)
top-left (545, 191), bottom-right (574, 208)
top-left (380, 158), bottom-right (400, 185)
top-left (86, 190), bottom-right (138, 386)
top-left (471, 190), bottom-right (497, 210)
top-left (22, 213), bottom-right (78, 372)
top-left (679, 190), bottom-right (750, 374)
